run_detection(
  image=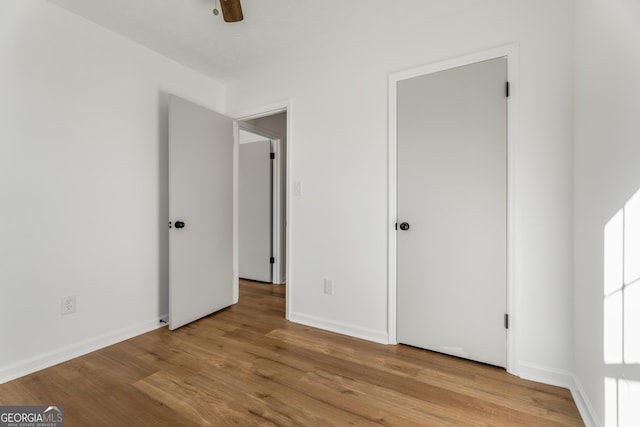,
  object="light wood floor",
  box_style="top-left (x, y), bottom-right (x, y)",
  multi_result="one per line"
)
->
top-left (0, 280), bottom-right (583, 426)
